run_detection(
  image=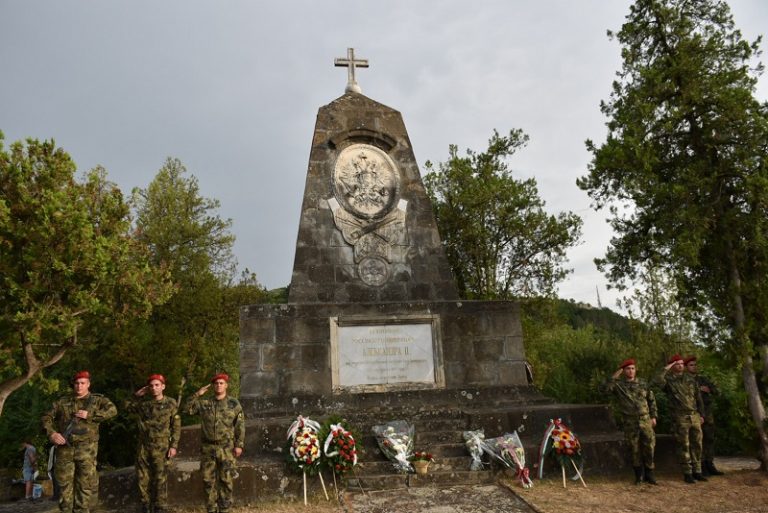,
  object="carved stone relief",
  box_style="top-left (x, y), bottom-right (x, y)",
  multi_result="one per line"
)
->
top-left (328, 144), bottom-right (408, 286)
